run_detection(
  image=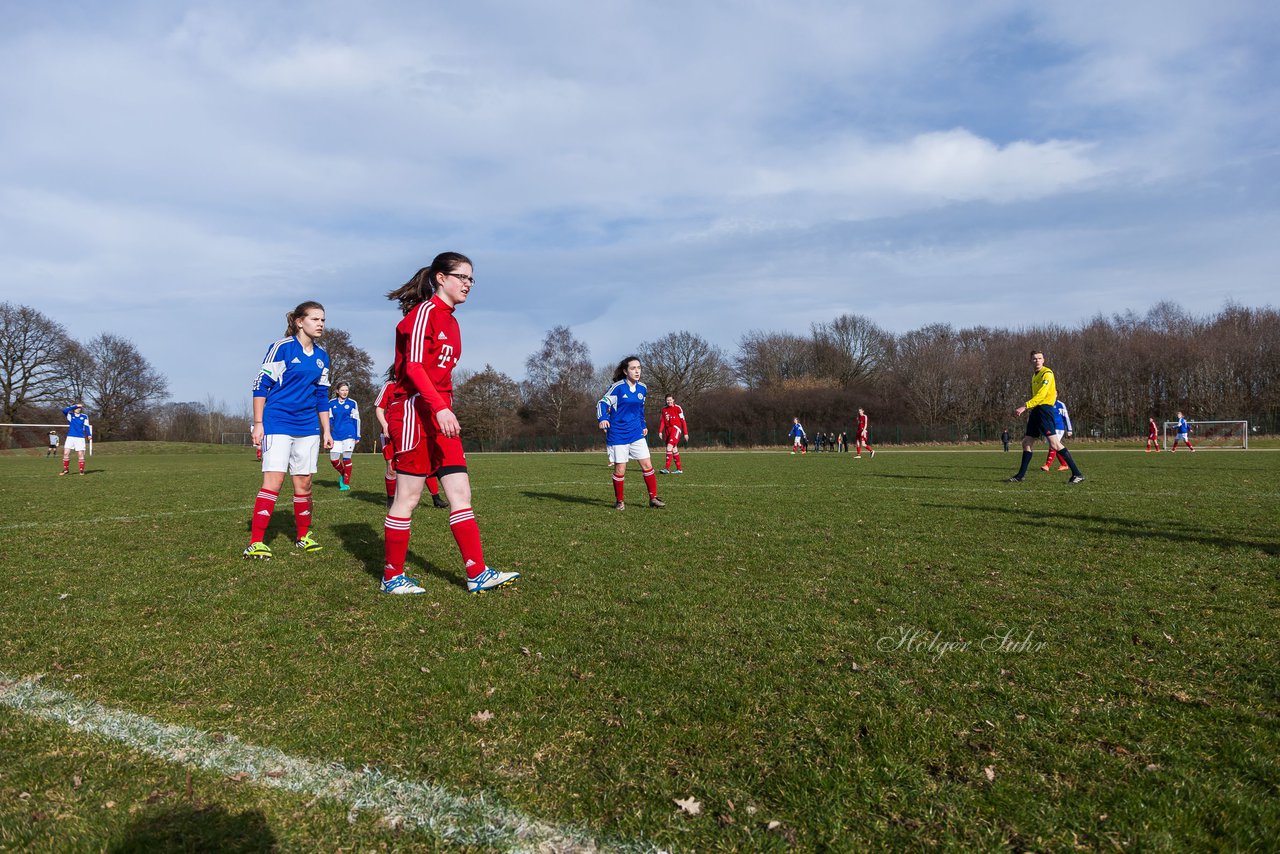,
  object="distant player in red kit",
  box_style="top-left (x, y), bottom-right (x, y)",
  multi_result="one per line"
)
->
top-left (659, 395), bottom-right (687, 474)
top-left (854, 408), bottom-right (875, 458)
top-left (1146, 416), bottom-right (1161, 453)
top-left (380, 252), bottom-right (519, 595)
top-left (374, 377), bottom-right (446, 511)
